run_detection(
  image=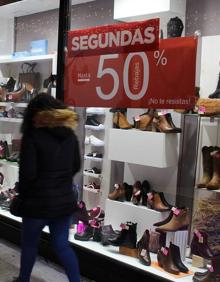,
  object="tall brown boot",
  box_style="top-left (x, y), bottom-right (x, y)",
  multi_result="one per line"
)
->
top-left (207, 150), bottom-right (220, 190)
top-left (113, 112), bottom-right (132, 129)
top-left (197, 146), bottom-right (214, 188)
